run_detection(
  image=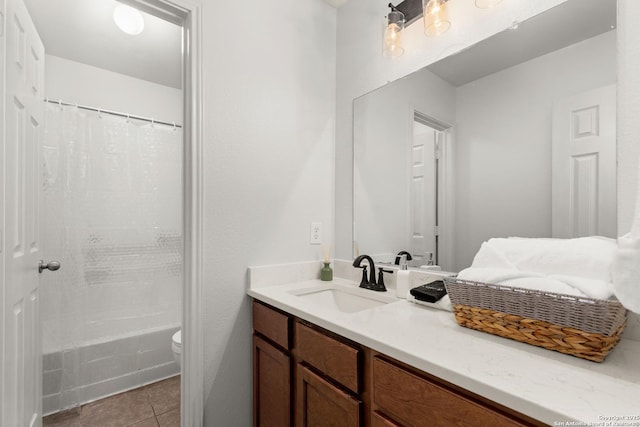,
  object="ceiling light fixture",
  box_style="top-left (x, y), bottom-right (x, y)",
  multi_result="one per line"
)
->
top-left (423, 0), bottom-right (451, 37)
top-left (384, 4), bottom-right (406, 57)
top-left (382, 0), bottom-right (504, 56)
top-left (385, 0), bottom-right (451, 40)
top-left (113, 4), bottom-right (145, 35)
